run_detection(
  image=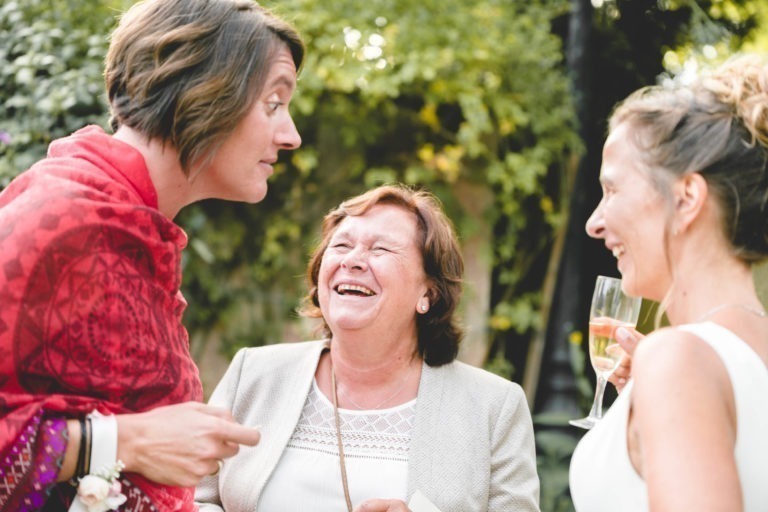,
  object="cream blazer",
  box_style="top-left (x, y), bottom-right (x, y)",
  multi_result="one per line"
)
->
top-left (195, 340), bottom-right (540, 511)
